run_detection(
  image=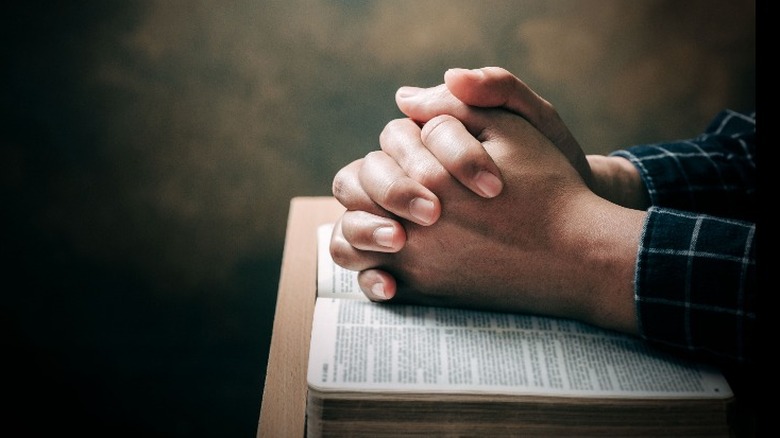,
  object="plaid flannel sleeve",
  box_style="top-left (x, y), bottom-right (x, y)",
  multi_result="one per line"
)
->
top-left (611, 110), bottom-right (756, 365)
top-left (634, 208), bottom-right (755, 365)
